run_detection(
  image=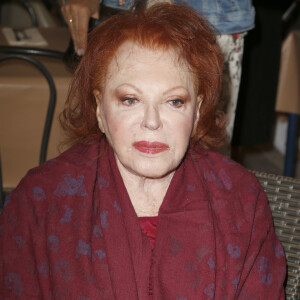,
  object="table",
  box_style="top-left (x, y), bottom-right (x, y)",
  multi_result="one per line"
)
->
top-left (275, 30), bottom-right (300, 177)
top-left (0, 27), bottom-right (73, 189)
